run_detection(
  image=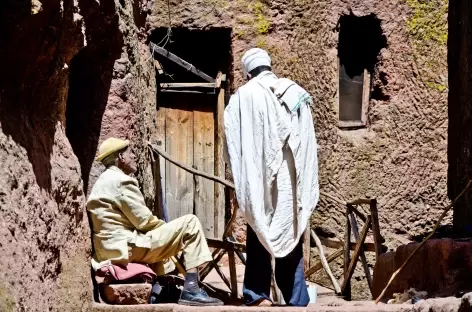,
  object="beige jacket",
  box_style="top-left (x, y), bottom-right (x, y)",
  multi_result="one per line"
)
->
top-left (87, 166), bottom-right (164, 270)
